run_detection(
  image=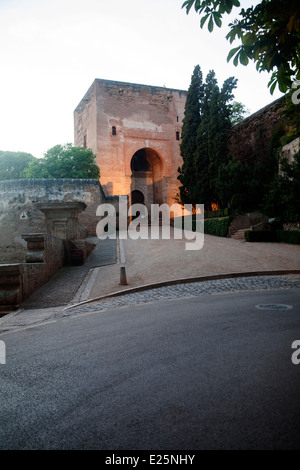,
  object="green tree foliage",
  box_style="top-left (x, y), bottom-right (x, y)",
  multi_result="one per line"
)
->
top-left (262, 151), bottom-right (300, 222)
top-left (177, 65), bottom-right (204, 204)
top-left (194, 71), bottom-right (237, 208)
top-left (217, 158), bottom-right (270, 212)
top-left (216, 157), bottom-right (244, 209)
top-left (217, 115), bottom-right (283, 213)
top-left (178, 66), bottom-right (237, 209)
top-left (230, 101), bottom-right (249, 125)
top-left (23, 144), bottom-right (100, 179)
top-left (182, 0), bottom-right (300, 93)
top-left (0, 151), bottom-right (37, 180)
top-left (280, 88), bottom-right (300, 144)
top-left (254, 102), bottom-right (300, 221)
